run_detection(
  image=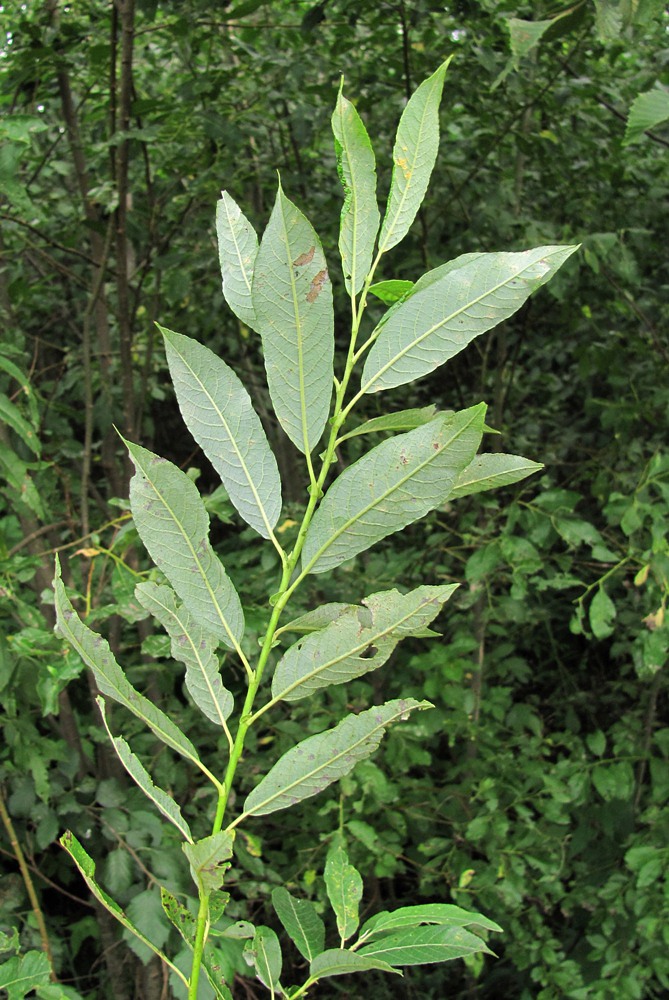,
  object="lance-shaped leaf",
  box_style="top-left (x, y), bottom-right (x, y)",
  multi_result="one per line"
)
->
top-left (135, 582), bottom-right (233, 727)
top-left (60, 832), bottom-right (188, 987)
top-left (161, 888), bottom-right (196, 945)
top-left (368, 279), bottom-right (414, 305)
top-left (216, 191), bottom-right (259, 330)
top-left (362, 245), bottom-right (579, 393)
top-left (378, 57), bottom-right (451, 255)
top-left (275, 603), bottom-right (355, 638)
top-left (125, 439), bottom-right (244, 648)
top-left (98, 698), bottom-right (193, 843)
top-left (243, 927), bottom-right (282, 993)
top-left (332, 88), bottom-right (380, 294)
top-left (449, 453), bottom-right (543, 500)
top-left (325, 842), bottom-right (362, 942)
top-left (241, 699), bottom-right (430, 818)
top-left (54, 561), bottom-right (200, 767)
top-left (183, 831), bottom-right (234, 894)
top-left (359, 904), bottom-right (503, 942)
top-left (272, 584), bottom-right (457, 702)
top-left (252, 184), bottom-right (334, 454)
top-left (357, 924), bottom-right (495, 966)
top-left (162, 328), bottom-right (282, 539)
top-left (271, 888), bottom-right (325, 962)
top-left (309, 950), bottom-right (399, 980)
top-left (301, 406), bottom-right (485, 575)
top-left (337, 405), bottom-right (439, 443)
top-left (0, 393), bottom-right (40, 456)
